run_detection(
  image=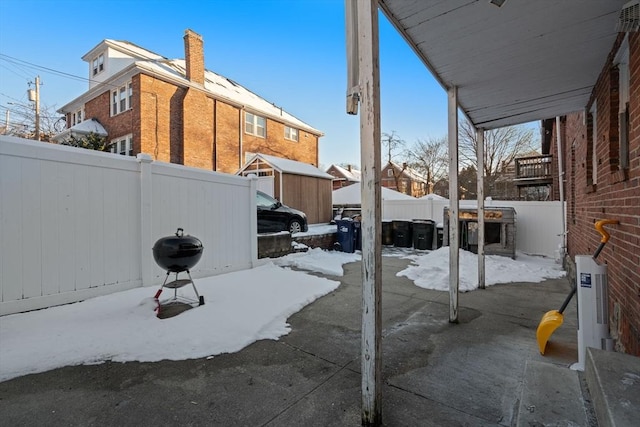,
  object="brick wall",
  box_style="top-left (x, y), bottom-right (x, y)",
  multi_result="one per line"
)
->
top-left (562, 33), bottom-right (640, 356)
top-left (138, 74), bottom-right (186, 164)
top-left (242, 119), bottom-right (319, 167)
top-left (182, 87), bottom-right (214, 169)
